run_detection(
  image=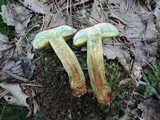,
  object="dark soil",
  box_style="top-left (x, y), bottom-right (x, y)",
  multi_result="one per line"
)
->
top-left (35, 49), bottom-right (127, 120)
